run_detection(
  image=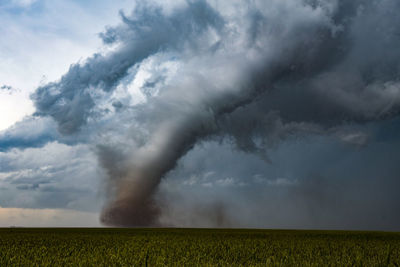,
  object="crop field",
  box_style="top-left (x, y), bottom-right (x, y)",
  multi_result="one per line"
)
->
top-left (0, 228), bottom-right (399, 266)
